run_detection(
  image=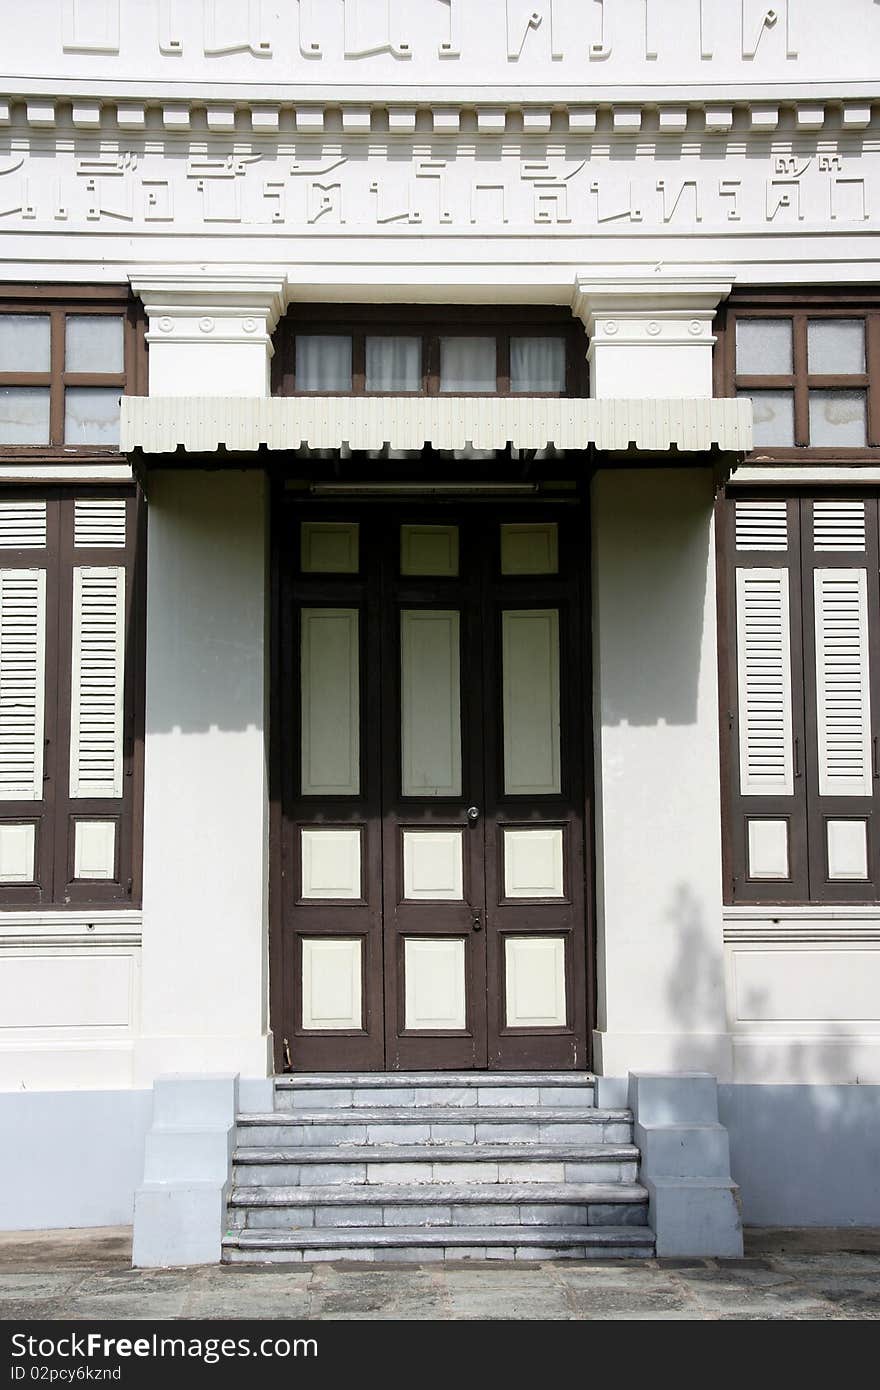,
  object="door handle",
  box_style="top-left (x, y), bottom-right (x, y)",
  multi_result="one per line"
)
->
top-left (467, 806), bottom-right (480, 822)
top-left (471, 913), bottom-right (482, 932)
